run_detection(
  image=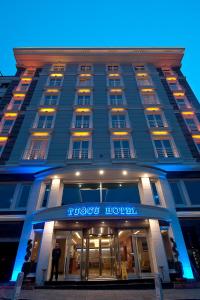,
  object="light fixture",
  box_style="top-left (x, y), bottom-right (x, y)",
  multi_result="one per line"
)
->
top-left (136, 73), bottom-right (148, 77)
top-left (173, 92), bottom-right (185, 97)
top-left (75, 221), bottom-right (79, 224)
top-left (75, 108), bottom-right (91, 113)
top-left (141, 88), bottom-right (154, 93)
top-left (39, 108), bottom-right (56, 113)
top-left (112, 132), bottom-right (128, 136)
top-left (13, 93), bottom-right (25, 97)
top-left (145, 107), bottom-right (160, 111)
top-left (192, 134), bottom-right (200, 139)
top-left (111, 108), bottom-right (125, 112)
top-left (152, 131), bottom-right (169, 135)
top-left (119, 183), bottom-right (122, 187)
top-left (101, 221), bottom-right (105, 224)
top-left (75, 171), bottom-right (80, 176)
top-left (110, 88), bottom-right (122, 93)
top-left (21, 78), bottom-right (32, 82)
top-left (78, 89), bottom-right (91, 93)
top-left (108, 73), bottom-right (120, 77)
top-left (72, 132), bottom-right (90, 137)
top-left (46, 89), bottom-right (59, 93)
top-left (122, 170), bottom-right (128, 176)
top-left (0, 137), bottom-right (8, 142)
top-left (4, 112), bottom-right (18, 118)
top-left (125, 220), bottom-right (128, 223)
top-left (79, 74), bottom-right (91, 77)
top-left (78, 184), bottom-right (82, 188)
top-left (50, 73), bottom-right (63, 77)
top-left (32, 132), bottom-right (49, 137)
top-left (53, 175), bottom-right (58, 179)
top-left (166, 76), bottom-right (177, 81)
top-left (99, 169), bottom-right (104, 175)
top-left (181, 111), bottom-right (194, 115)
